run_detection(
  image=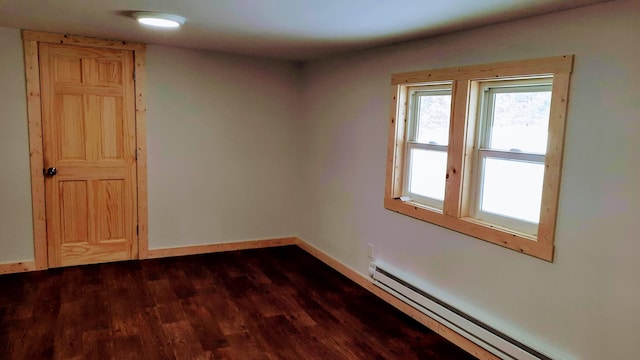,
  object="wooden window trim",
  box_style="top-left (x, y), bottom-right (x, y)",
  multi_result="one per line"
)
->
top-left (385, 55), bottom-right (573, 262)
top-left (22, 30), bottom-right (149, 268)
